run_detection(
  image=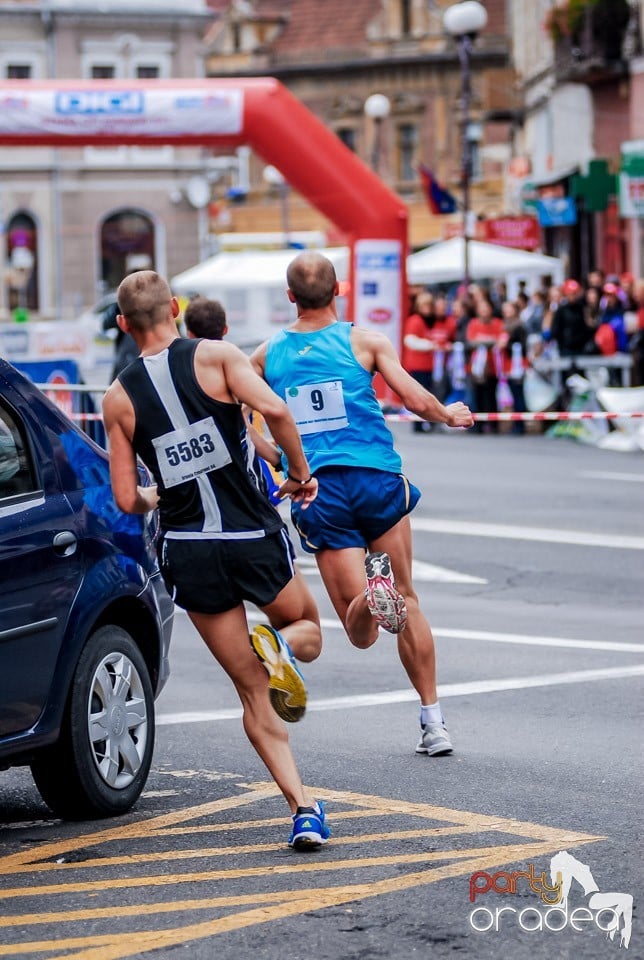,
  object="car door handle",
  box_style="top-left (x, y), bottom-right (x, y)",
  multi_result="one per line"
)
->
top-left (53, 531), bottom-right (77, 557)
